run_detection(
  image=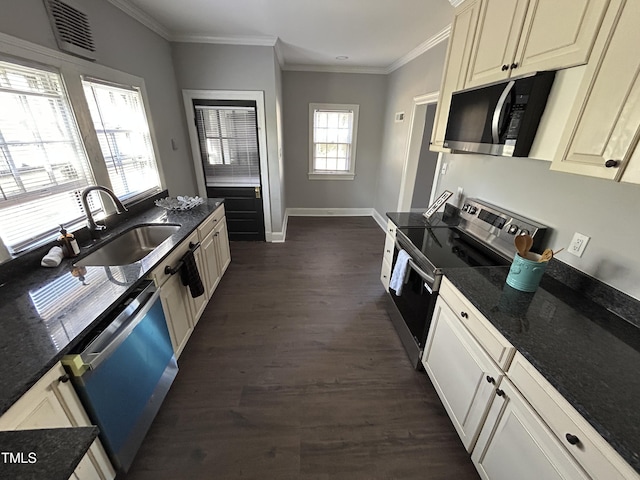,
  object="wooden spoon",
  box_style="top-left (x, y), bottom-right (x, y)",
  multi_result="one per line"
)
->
top-left (538, 247), bottom-right (564, 262)
top-left (514, 235), bottom-right (528, 257)
top-left (522, 234), bottom-right (533, 257)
